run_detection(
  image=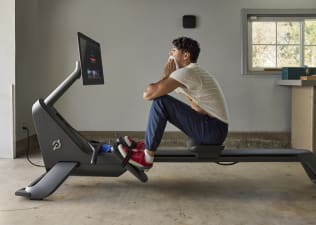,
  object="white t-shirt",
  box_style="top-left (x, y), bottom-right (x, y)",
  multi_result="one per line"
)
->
top-left (170, 63), bottom-right (229, 124)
